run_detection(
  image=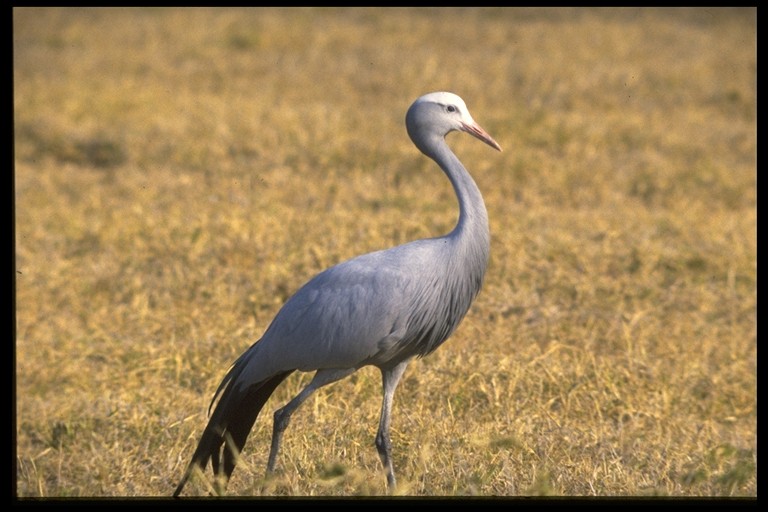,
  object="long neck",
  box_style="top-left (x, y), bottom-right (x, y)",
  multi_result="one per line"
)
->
top-left (404, 135), bottom-right (491, 357)
top-left (430, 138), bottom-right (490, 257)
